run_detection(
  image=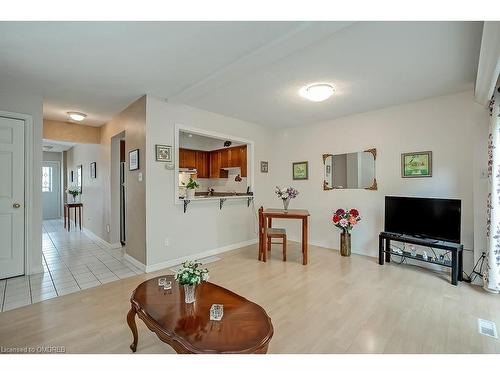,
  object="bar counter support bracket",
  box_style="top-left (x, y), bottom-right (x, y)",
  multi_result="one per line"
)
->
top-left (219, 198), bottom-right (227, 210)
